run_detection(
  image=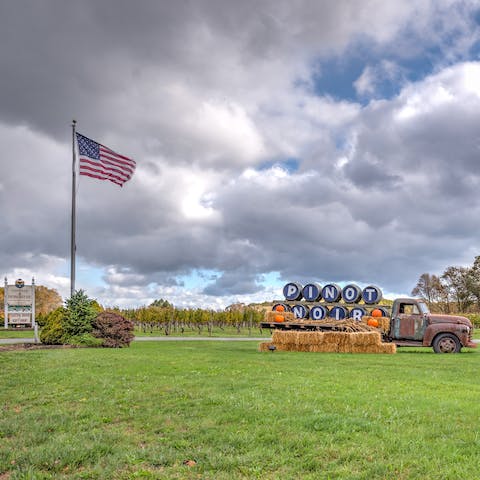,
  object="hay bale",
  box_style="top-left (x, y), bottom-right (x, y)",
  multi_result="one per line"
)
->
top-left (312, 332), bottom-right (325, 344)
top-left (313, 343), bottom-right (338, 353)
top-left (295, 332), bottom-right (311, 345)
top-left (258, 342), bottom-right (275, 352)
top-left (337, 343), bottom-right (353, 353)
top-left (296, 331), bottom-right (325, 345)
top-left (347, 332), bottom-right (363, 346)
top-left (323, 332), bottom-right (342, 345)
top-left (272, 330), bottom-right (296, 345)
top-left (271, 331), bottom-right (282, 343)
top-left (295, 344), bottom-right (311, 352)
top-left (377, 317), bottom-right (391, 332)
top-left (338, 332), bottom-right (351, 348)
top-left (354, 343), bottom-right (397, 354)
top-left (265, 326), bottom-right (395, 354)
top-left (352, 331), bottom-right (382, 346)
top-left (379, 343), bottom-right (397, 354)
top-left (284, 331), bottom-right (300, 345)
top-left (265, 311), bottom-right (295, 323)
top-left (362, 316), bottom-right (391, 332)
